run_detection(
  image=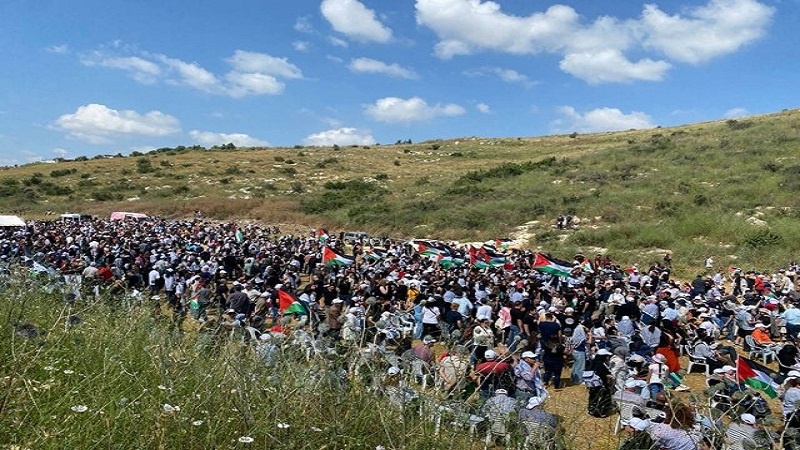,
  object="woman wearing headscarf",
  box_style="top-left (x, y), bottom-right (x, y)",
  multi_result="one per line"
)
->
top-left (587, 348), bottom-right (615, 418)
top-left (609, 345), bottom-right (631, 393)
